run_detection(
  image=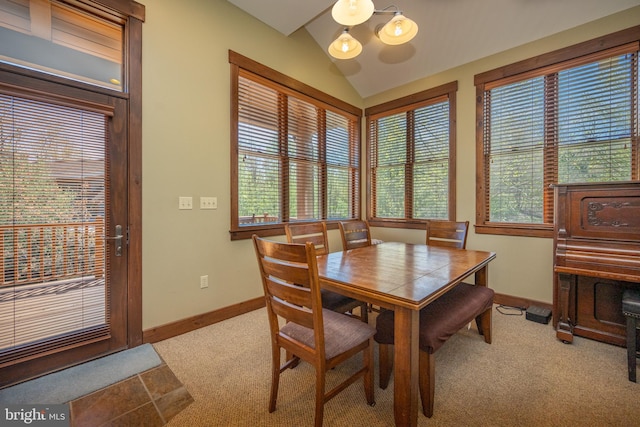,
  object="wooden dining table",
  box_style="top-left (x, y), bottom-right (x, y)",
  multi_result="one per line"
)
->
top-left (315, 241), bottom-right (496, 426)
